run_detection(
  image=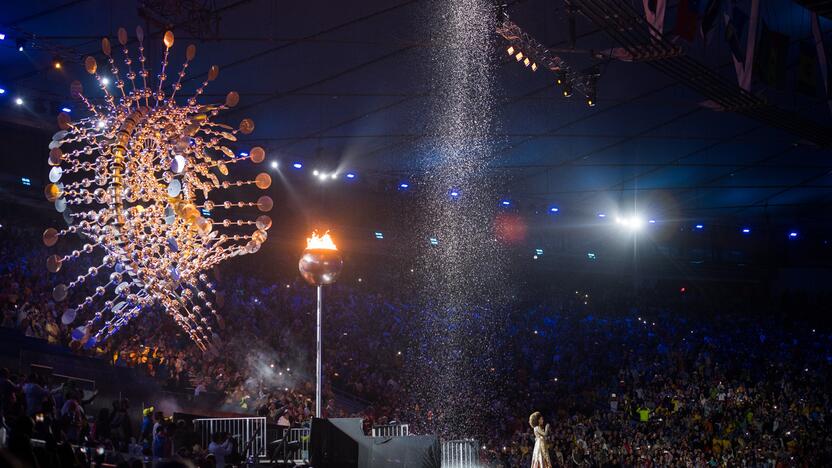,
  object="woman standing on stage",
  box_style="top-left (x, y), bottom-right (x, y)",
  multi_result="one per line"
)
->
top-left (529, 411), bottom-right (552, 468)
